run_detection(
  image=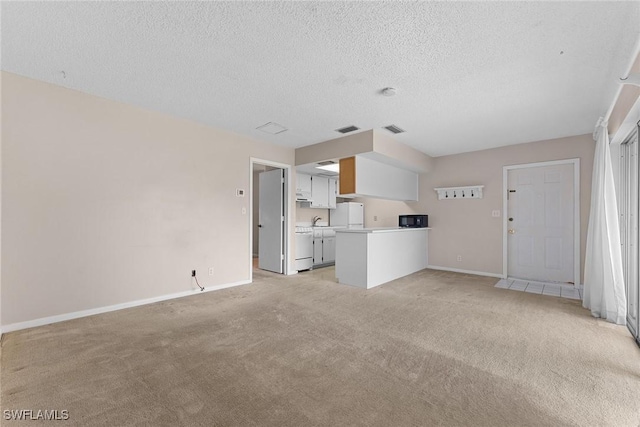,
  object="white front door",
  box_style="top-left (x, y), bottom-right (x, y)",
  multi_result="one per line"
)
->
top-left (258, 169), bottom-right (284, 273)
top-left (507, 163), bottom-right (575, 283)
